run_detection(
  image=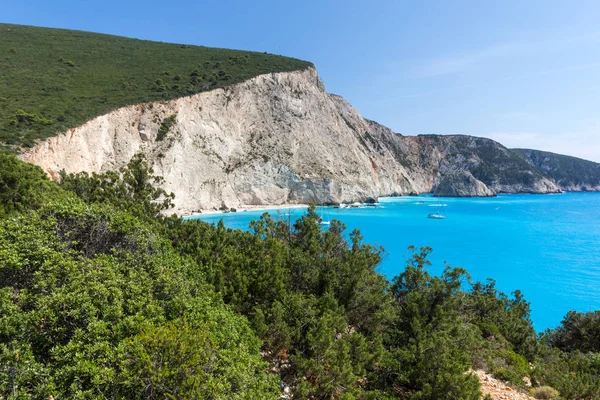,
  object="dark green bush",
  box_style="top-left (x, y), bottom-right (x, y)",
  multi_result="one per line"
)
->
top-left (547, 310), bottom-right (600, 353)
top-left (156, 114), bottom-right (177, 141)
